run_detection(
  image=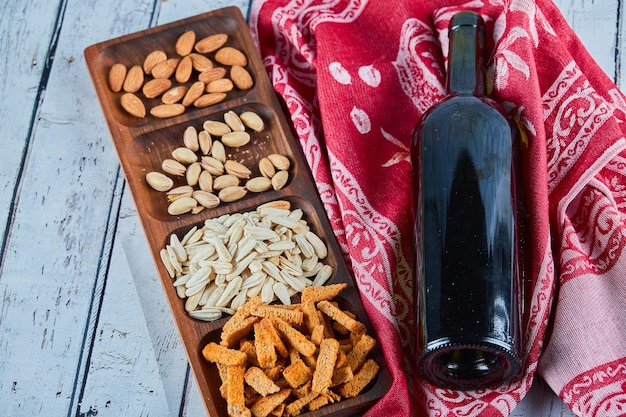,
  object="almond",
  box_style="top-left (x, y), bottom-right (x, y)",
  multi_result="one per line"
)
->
top-left (182, 81), bottom-right (206, 107)
top-left (152, 58), bottom-right (179, 79)
top-left (123, 65), bottom-right (144, 93)
top-left (198, 67), bottom-right (227, 84)
top-left (120, 93), bottom-right (146, 118)
top-left (189, 53), bottom-right (213, 72)
top-left (162, 85), bottom-right (188, 104)
top-left (195, 33), bottom-right (228, 53)
top-left (143, 50), bottom-right (167, 74)
top-left (175, 55), bottom-right (193, 83)
top-left (176, 30), bottom-right (196, 56)
top-left (230, 65), bottom-right (253, 90)
top-left (206, 78), bottom-right (234, 93)
top-left (193, 93), bottom-right (227, 108)
top-left (150, 103), bottom-right (185, 118)
top-left (215, 47), bottom-right (247, 66)
top-left (108, 63), bottom-right (127, 92)
top-left (142, 78), bottom-right (172, 98)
